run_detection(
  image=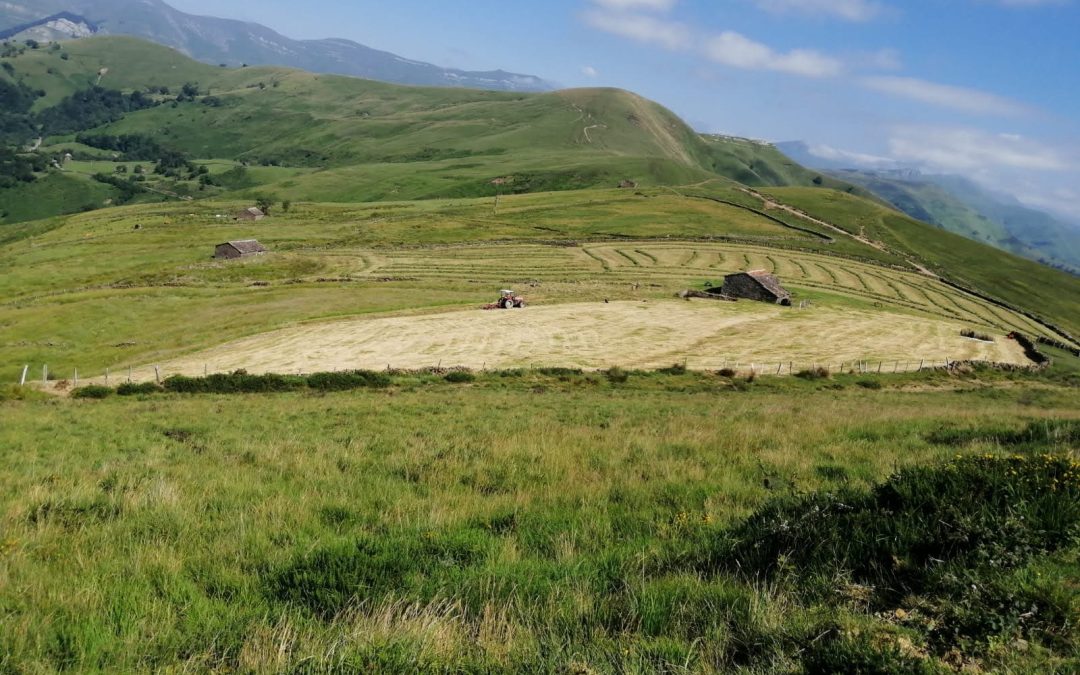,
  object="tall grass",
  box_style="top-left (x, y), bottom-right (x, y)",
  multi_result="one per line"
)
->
top-left (0, 377), bottom-right (1077, 671)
